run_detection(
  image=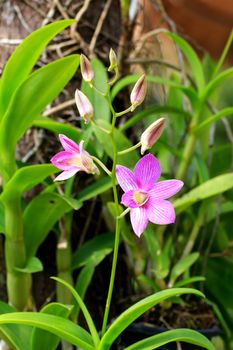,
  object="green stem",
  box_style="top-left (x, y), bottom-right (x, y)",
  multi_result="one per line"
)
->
top-left (116, 106), bottom-right (132, 117)
top-left (213, 29), bottom-right (233, 78)
top-left (101, 97), bottom-right (121, 336)
top-left (118, 141), bottom-right (141, 155)
top-left (176, 132), bottom-right (196, 181)
top-left (91, 156), bottom-right (112, 176)
top-left (56, 240), bottom-right (73, 305)
top-left (4, 198), bottom-right (31, 310)
top-left (181, 204), bottom-right (206, 258)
